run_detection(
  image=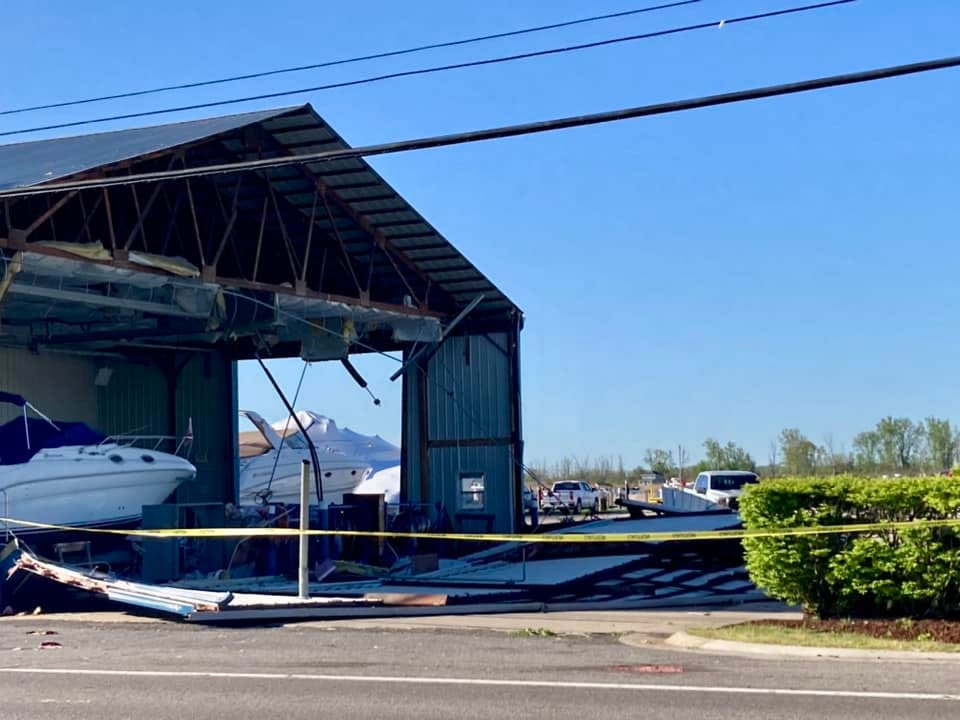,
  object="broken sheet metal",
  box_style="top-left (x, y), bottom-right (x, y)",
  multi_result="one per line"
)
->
top-left (455, 512), bottom-right (745, 567)
top-left (5, 249), bottom-right (217, 319)
top-left (557, 513), bottom-right (743, 537)
top-left (0, 540), bottom-right (435, 622)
